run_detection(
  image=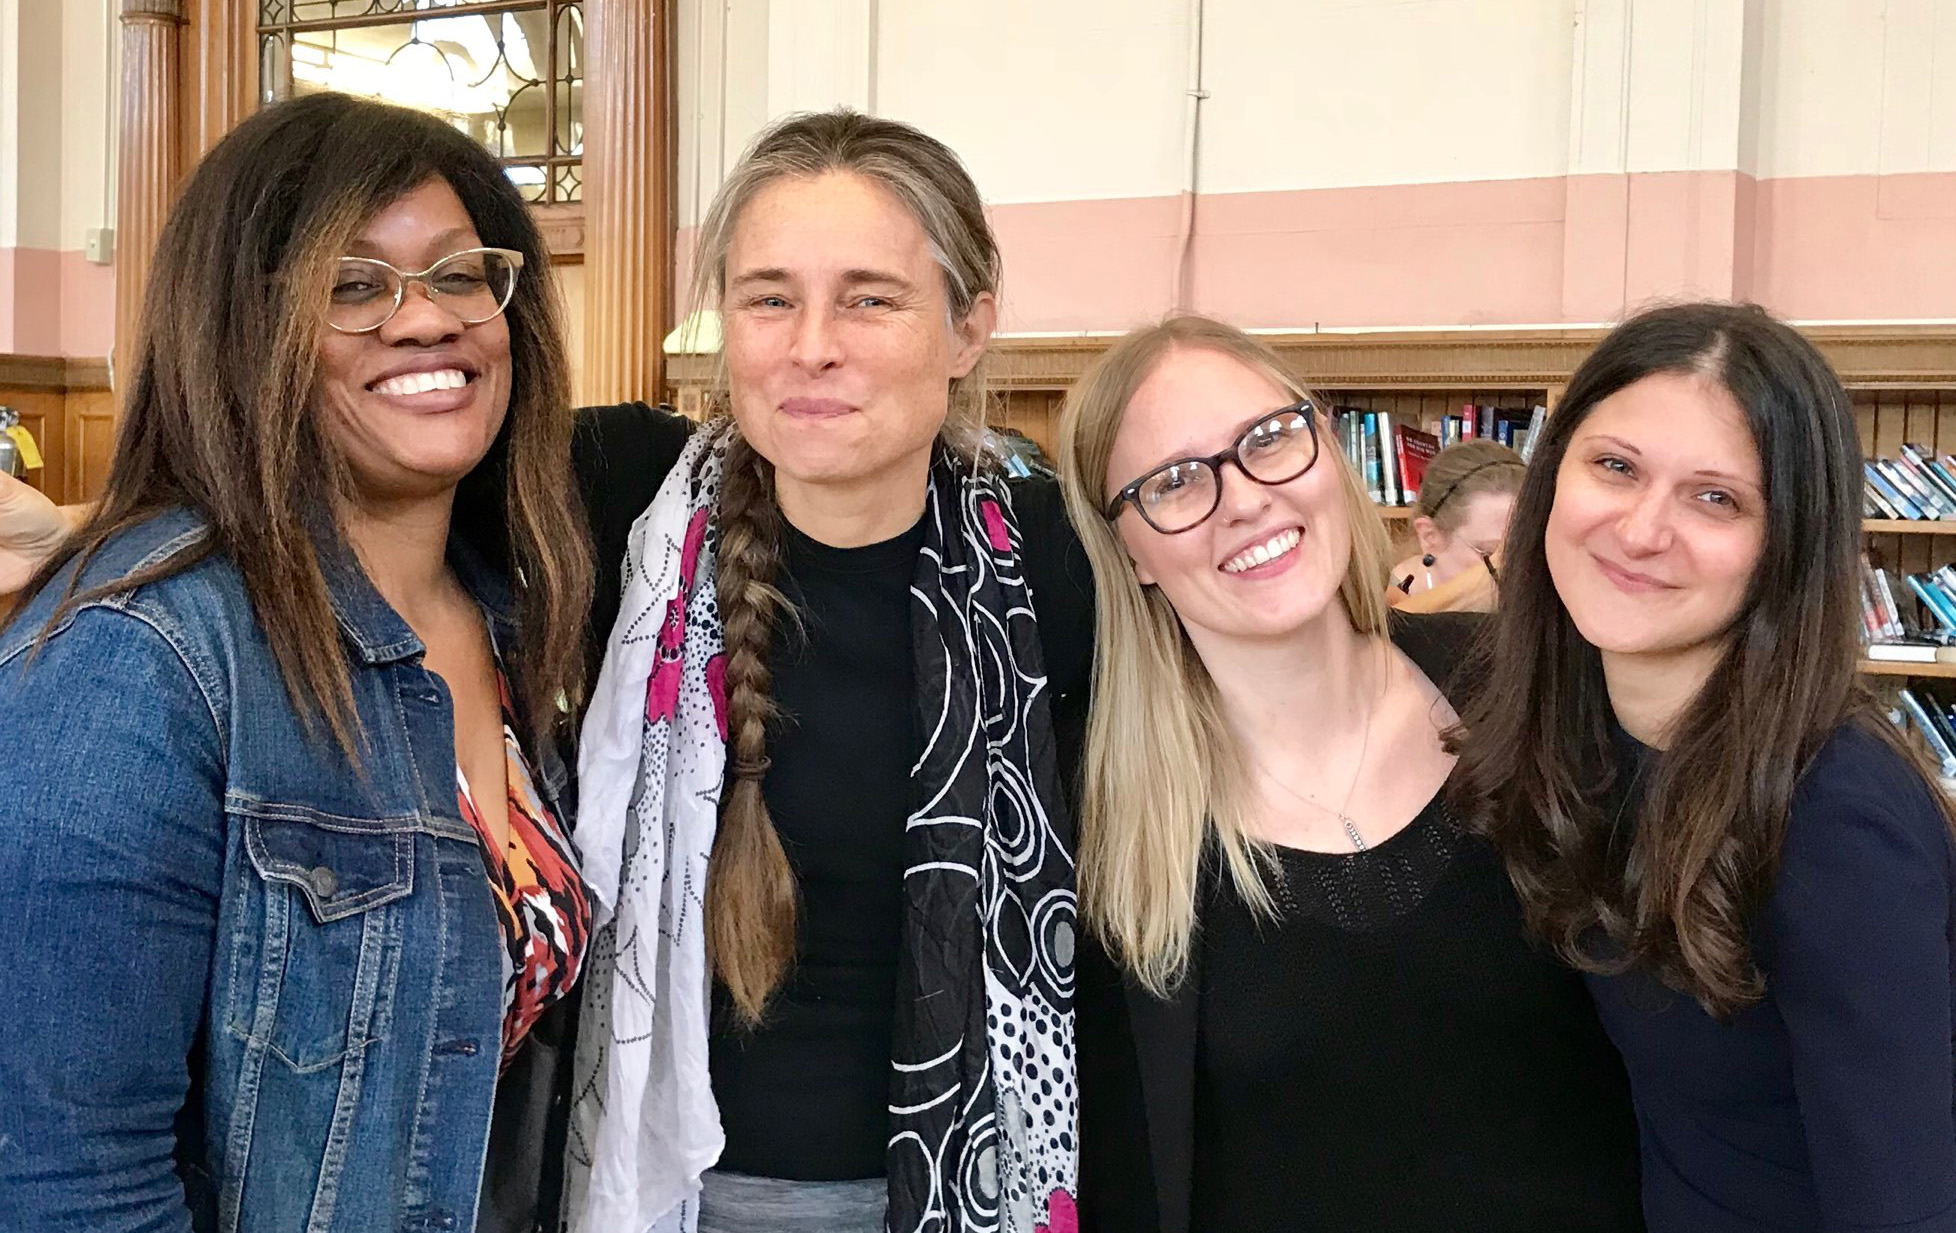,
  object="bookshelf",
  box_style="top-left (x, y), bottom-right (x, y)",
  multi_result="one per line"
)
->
top-left (1860, 660), bottom-right (1956, 679)
top-left (1863, 519), bottom-right (1956, 535)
